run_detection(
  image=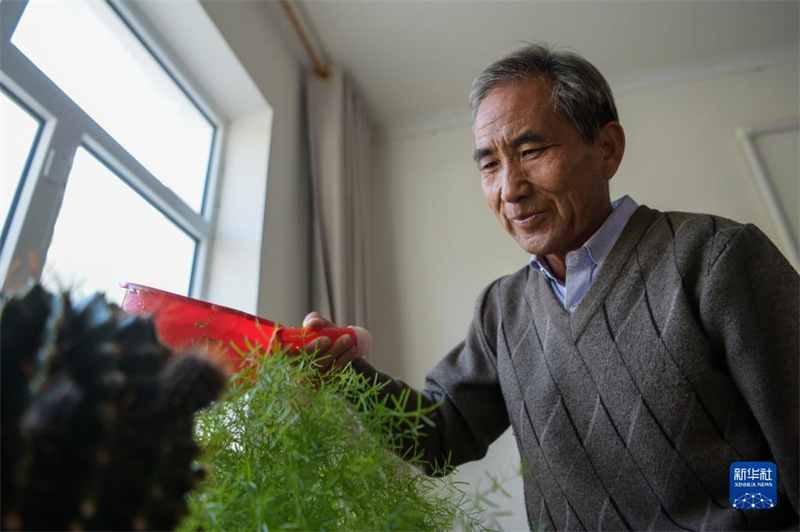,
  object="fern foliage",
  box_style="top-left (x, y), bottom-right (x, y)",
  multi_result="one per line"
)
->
top-left (181, 347), bottom-right (490, 531)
